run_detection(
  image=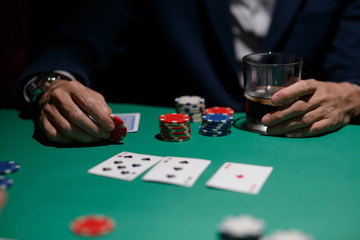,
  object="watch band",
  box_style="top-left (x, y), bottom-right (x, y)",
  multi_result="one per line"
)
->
top-left (24, 72), bottom-right (71, 103)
